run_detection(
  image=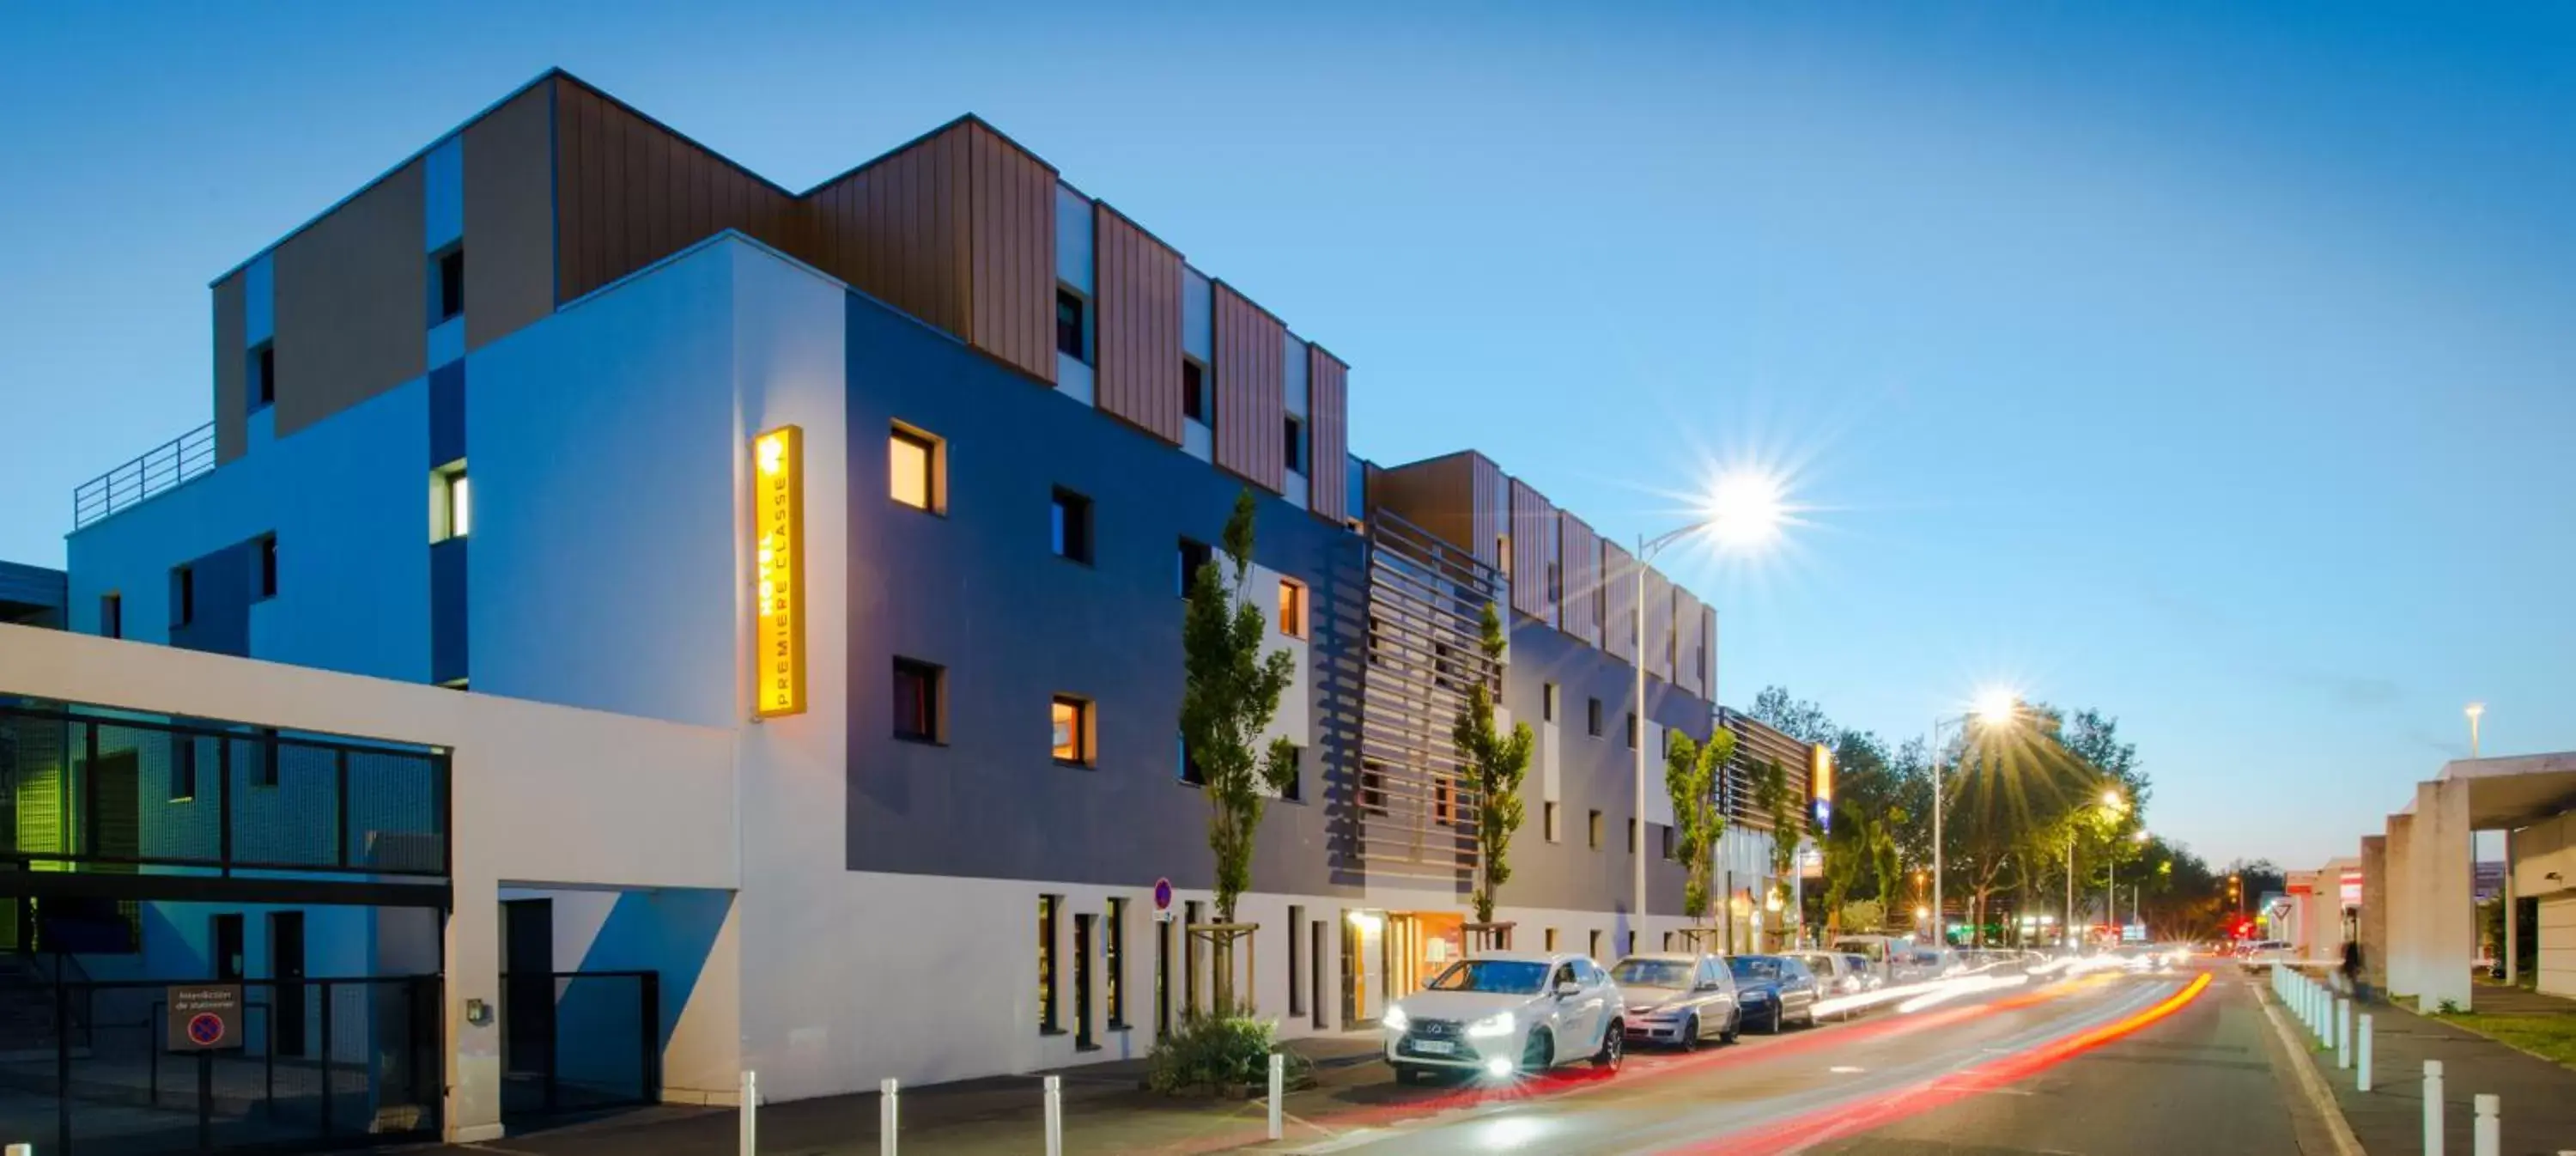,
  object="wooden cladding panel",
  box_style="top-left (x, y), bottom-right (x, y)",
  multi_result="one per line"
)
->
top-left (1601, 538), bottom-right (1636, 664)
top-left (1094, 205), bottom-right (1183, 442)
top-left (1702, 605), bottom-right (1718, 697)
top-left (271, 159), bottom-right (427, 441)
top-left (1644, 568), bottom-right (1675, 682)
top-left (553, 79), bottom-right (798, 304)
top-left (805, 125), bottom-right (970, 336)
top-left (1673, 588), bottom-right (1705, 697)
top-left (1508, 480), bottom-right (1560, 625)
top-left (1559, 512), bottom-right (1602, 647)
top-left (1370, 454), bottom-right (1473, 555)
top-left (1212, 283), bottom-right (1285, 490)
top-left (212, 273), bottom-right (246, 464)
top-left (1307, 346), bottom-right (1350, 524)
top-left (964, 122), bottom-right (1056, 383)
top-left (1471, 453), bottom-right (1508, 572)
top-left (462, 80), bottom-right (557, 351)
